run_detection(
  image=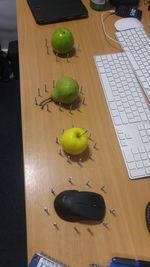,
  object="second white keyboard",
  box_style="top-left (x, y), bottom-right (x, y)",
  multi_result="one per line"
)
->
top-left (94, 52), bottom-right (150, 180)
top-left (115, 27), bottom-right (150, 101)
top-left (115, 27), bottom-right (150, 52)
